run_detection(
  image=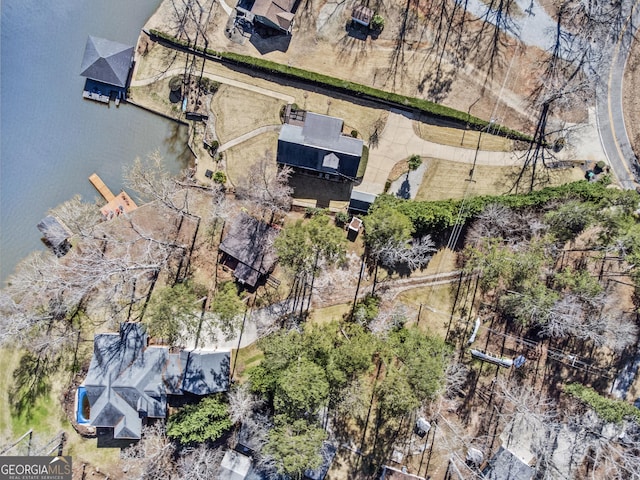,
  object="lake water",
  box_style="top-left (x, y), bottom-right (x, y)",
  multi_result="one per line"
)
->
top-left (0, 0), bottom-right (192, 282)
